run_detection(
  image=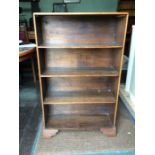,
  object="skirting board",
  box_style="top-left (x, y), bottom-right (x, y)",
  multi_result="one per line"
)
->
top-left (31, 118), bottom-right (42, 155)
top-left (65, 151), bottom-right (135, 155)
